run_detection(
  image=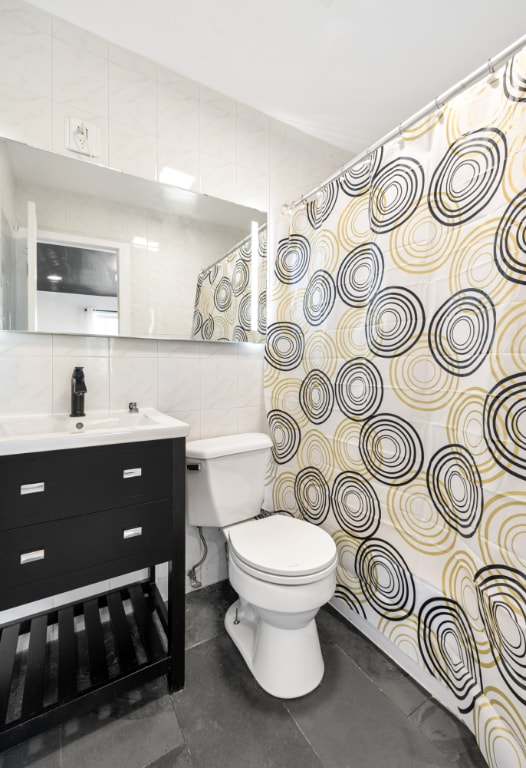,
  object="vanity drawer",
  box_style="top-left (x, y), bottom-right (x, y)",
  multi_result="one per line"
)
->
top-left (0, 453), bottom-right (90, 529)
top-left (84, 499), bottom-right (173, 567)
top-left (0, 439), bottom-right (173, 529)
top-left (0, 516), bottom-right (88, 588)
top-left (84, 440), bottom-right (172, 511)
top-left (0, 500), bottom-right (172, 593)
